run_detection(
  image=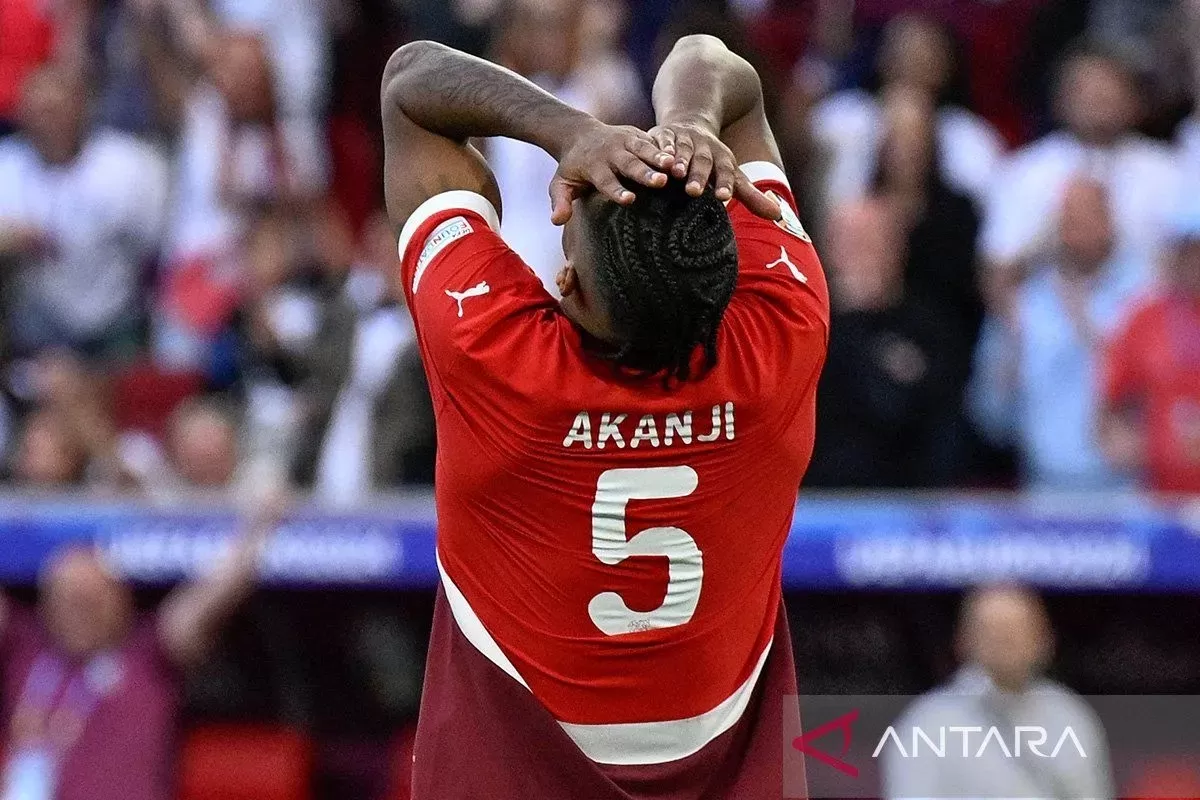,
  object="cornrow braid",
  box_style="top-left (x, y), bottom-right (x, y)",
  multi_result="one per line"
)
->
top-left (589, 178), bottom-right (739, 386)
top-left (590, 178), bottom-right (739, 383)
